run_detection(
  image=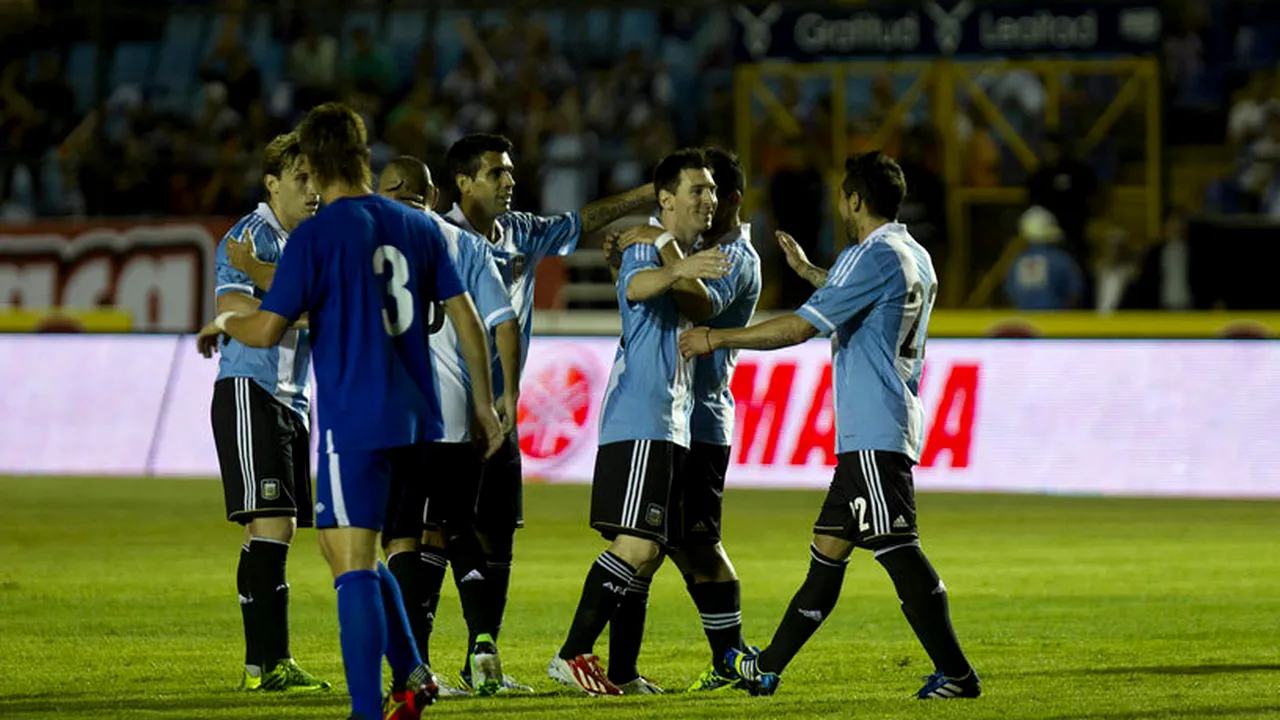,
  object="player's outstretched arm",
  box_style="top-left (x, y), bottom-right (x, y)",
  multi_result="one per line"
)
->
top-left (493, 318), bottom-right (521, 436)
top-left (444, 293), bottom-right (504, 459)
top-left (226, 232), bottom-right (278, 290)
top-left (778, 231), bottom-right (828, 289)
top-left (578, 183), bottom-right (656, 240)
top-left (678, 313), bottom-right (817, 358)
top-left (624, 248), bottom-right (730, 303)
top-left (196, 310), bottom-right (290, 357)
